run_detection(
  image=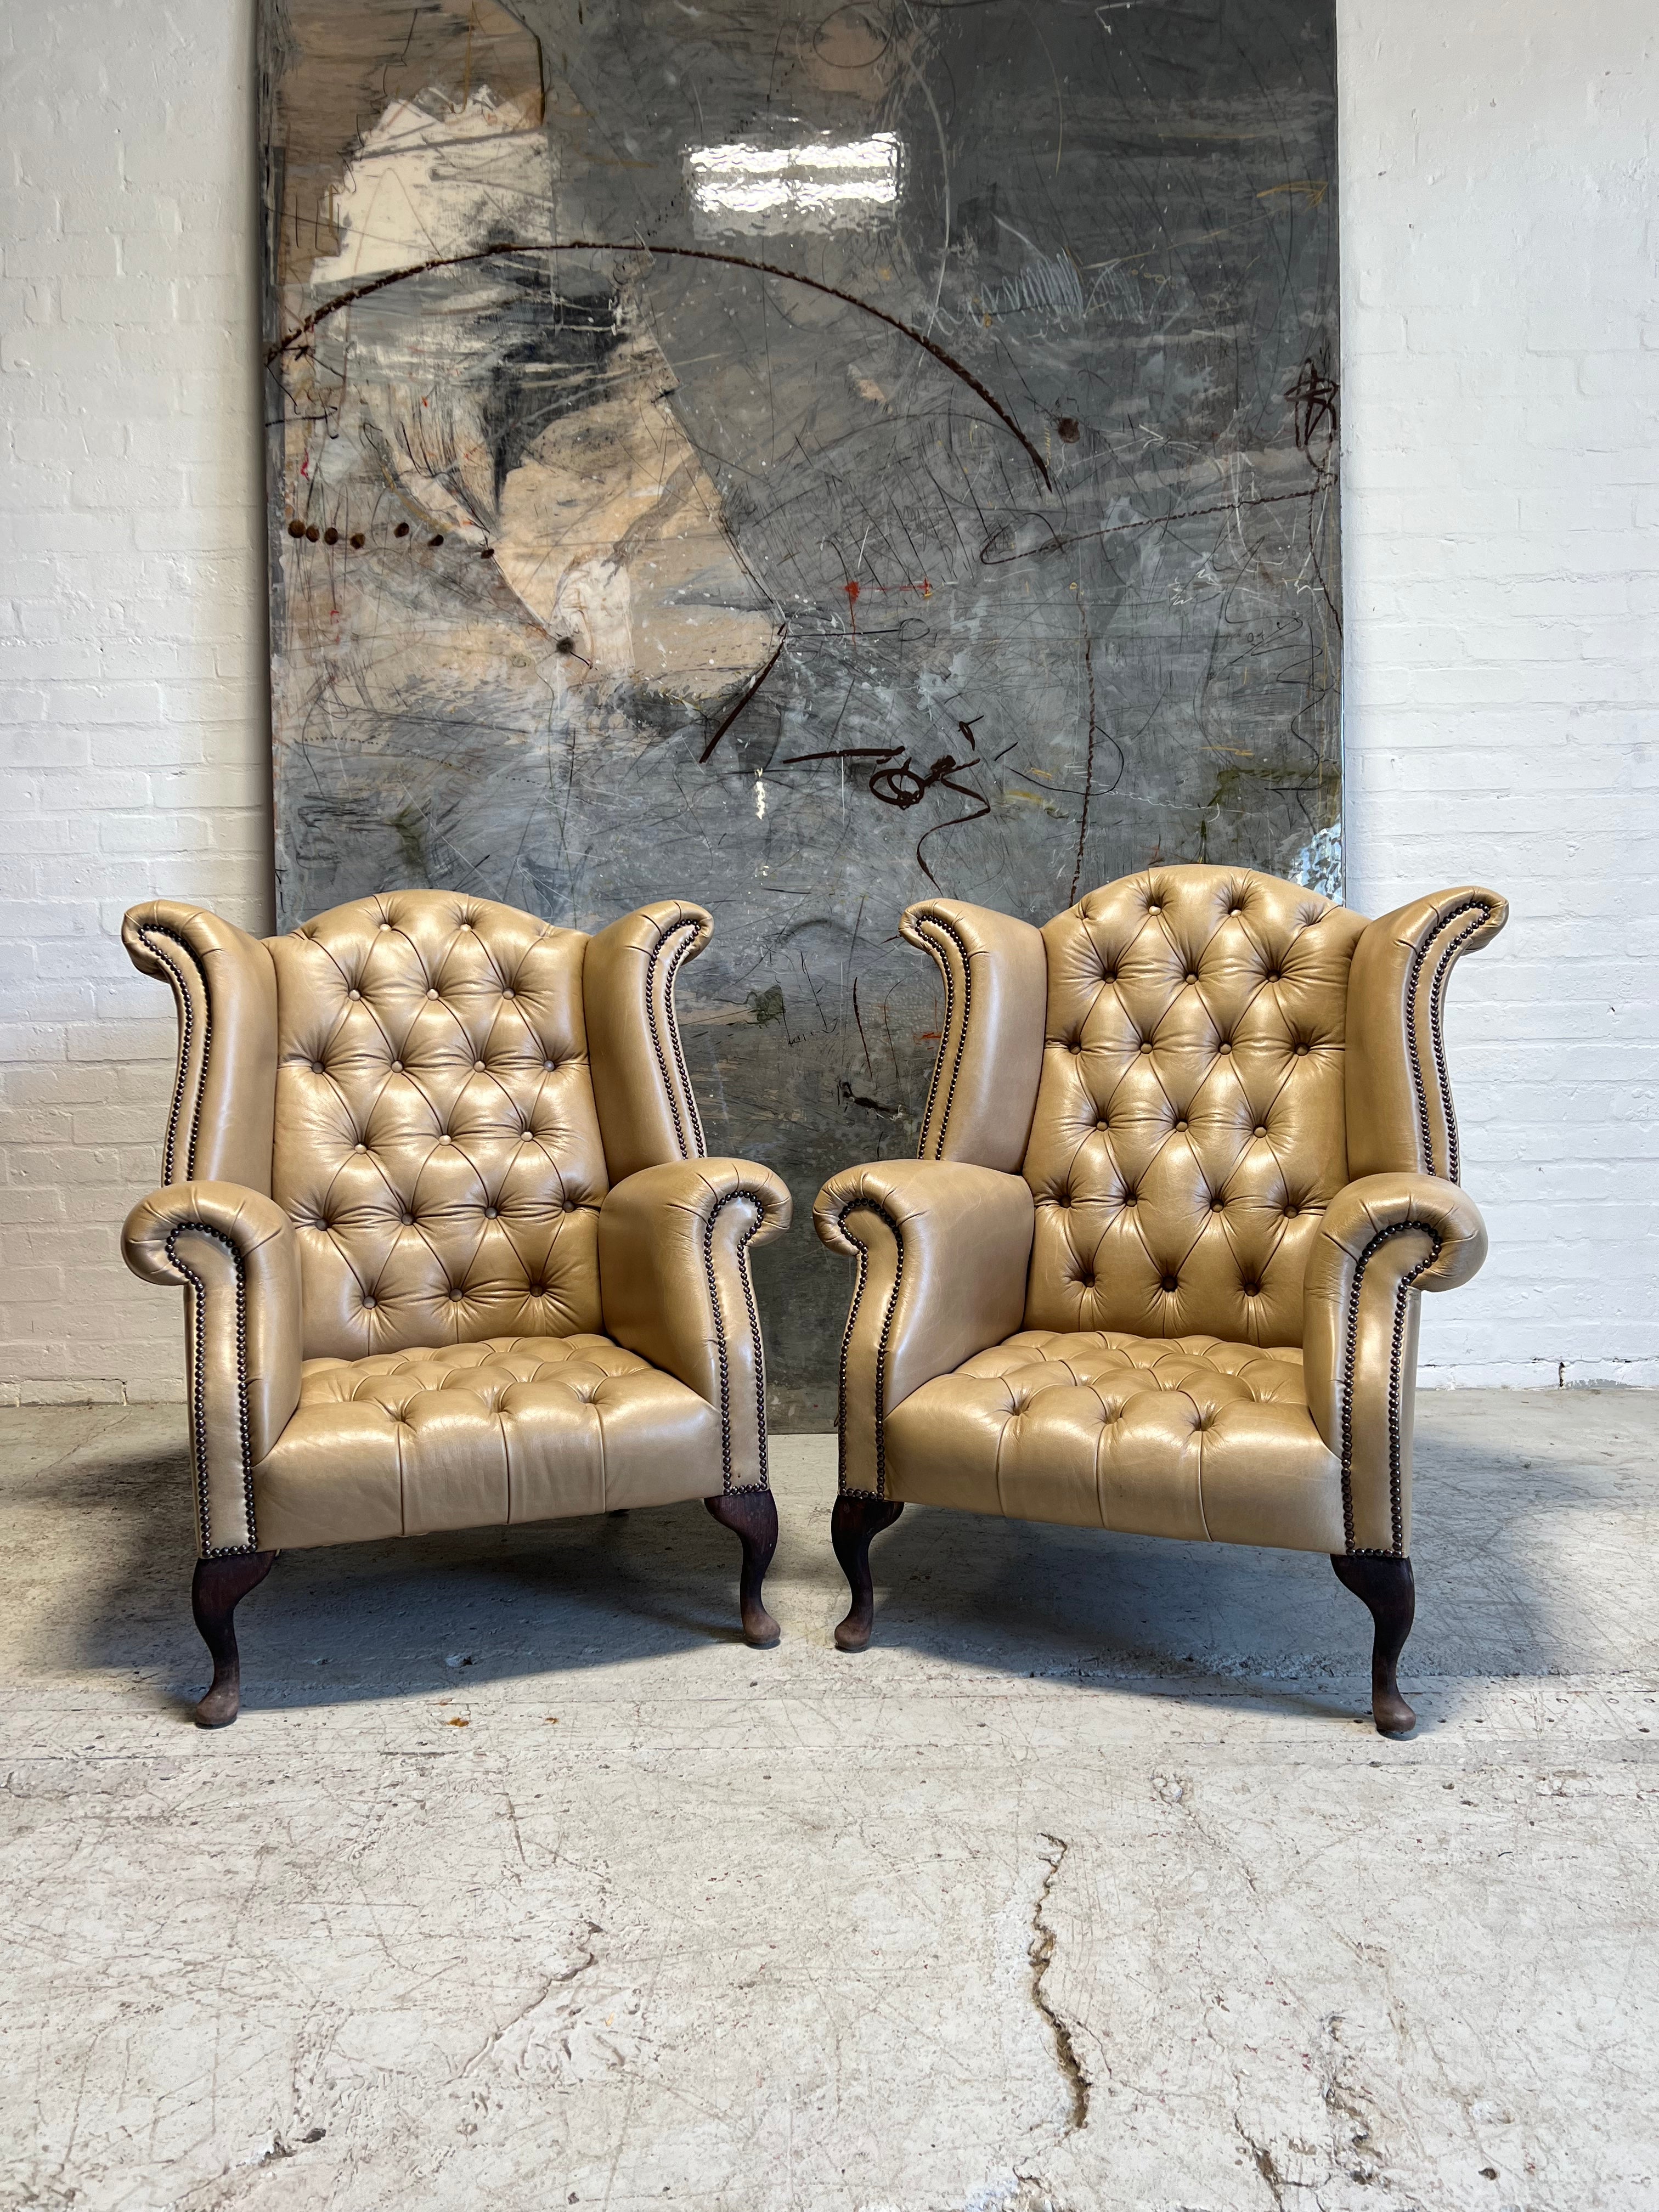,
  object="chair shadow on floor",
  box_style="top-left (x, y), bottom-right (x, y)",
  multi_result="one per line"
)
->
top-left (847, 1402), bottom-right (1647, 1719)
top-left (12, 1394), bottom-right (1644, 1724)
top-left (15, 1417), bottom-right (776, 1720)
